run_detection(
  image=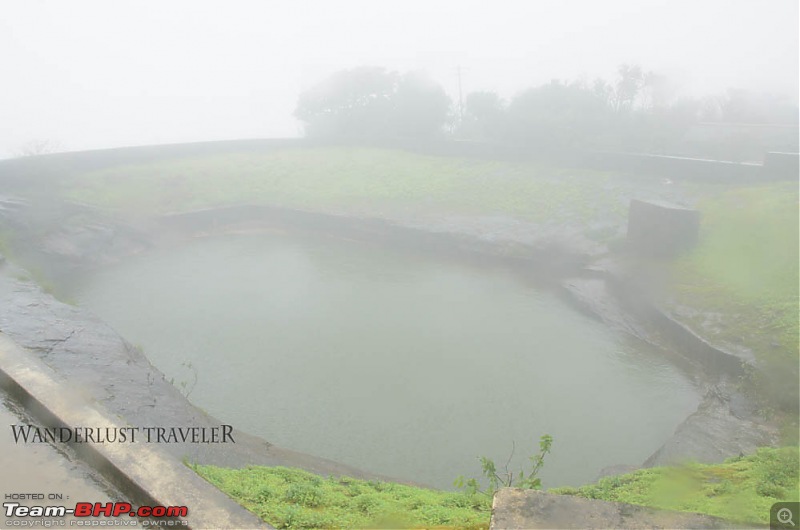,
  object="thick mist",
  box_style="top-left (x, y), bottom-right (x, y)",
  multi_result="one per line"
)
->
top-left (0, 2), bottom-right (798, 528)
top-left (1, 0), bottom-right (798, 158)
